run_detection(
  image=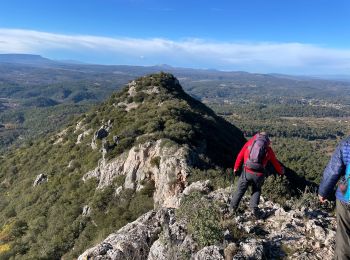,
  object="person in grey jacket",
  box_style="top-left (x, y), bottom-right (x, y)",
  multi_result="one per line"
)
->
top-left (319, 136), bottom-right (350, 259)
